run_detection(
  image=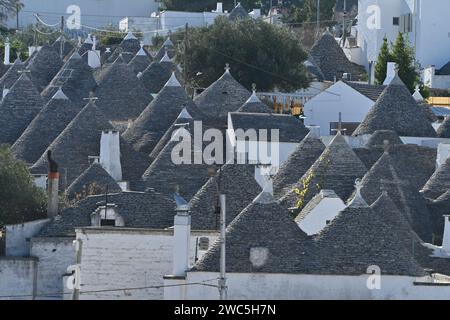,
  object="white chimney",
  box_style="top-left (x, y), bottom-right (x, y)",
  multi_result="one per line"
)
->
top-left (383, 62), bottom-right (397, 85)
top-left (412, 85), bottom-right (424, 102)
top-left (4, 39), bottom-right (10, 65)
top-left (442, 216), bottom-right (450, 252)
top-left (437, 143), bottom-right (450, 168)
top-left (216, 2), bottom-right (223, 13)
top-left (172, 194), bottom-right (191, 277)
top-left (88, 50), bottom-right (101, 69)
top-left (92, 35), bottom-right (97, 50)
top-left (3, 87), bottom-right (9, 98)
top-left (100, 130), bottom-right (122, 181)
